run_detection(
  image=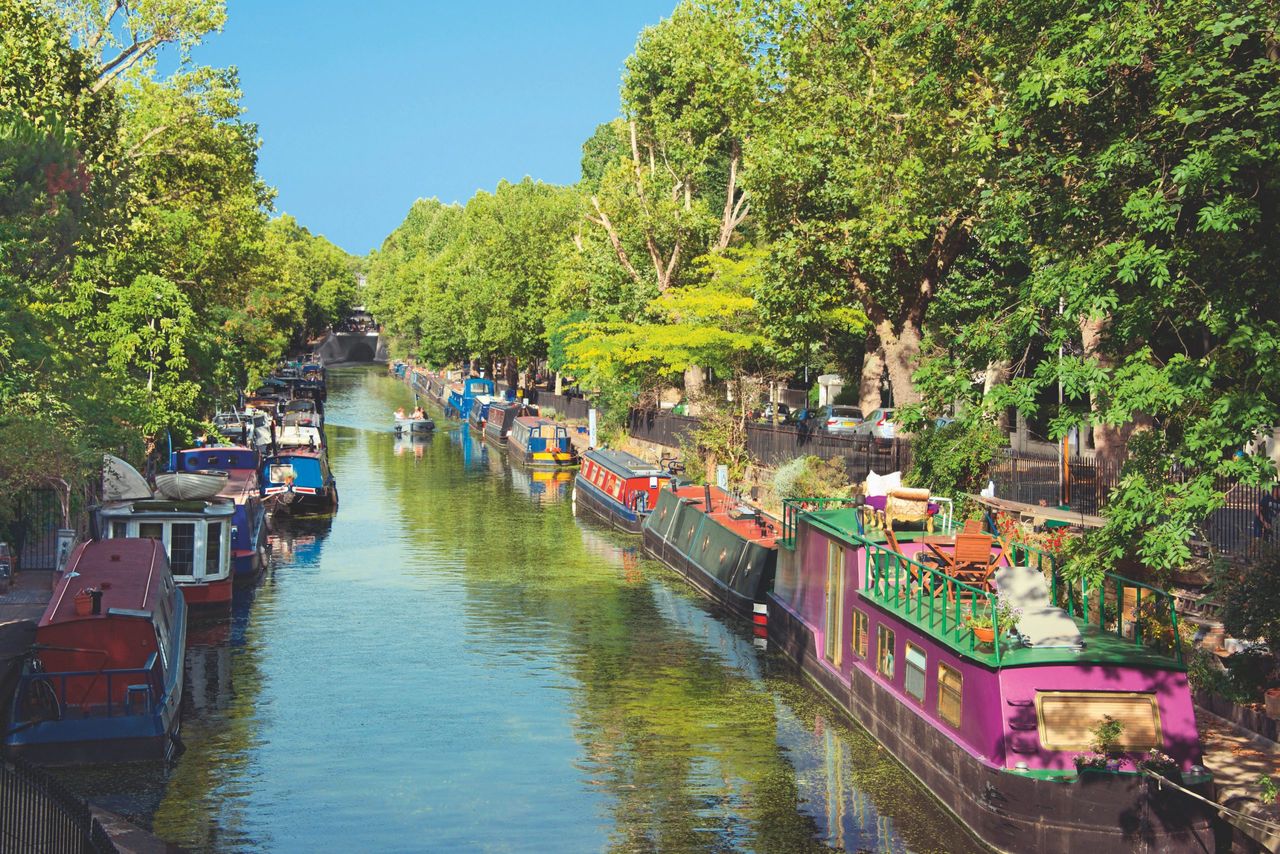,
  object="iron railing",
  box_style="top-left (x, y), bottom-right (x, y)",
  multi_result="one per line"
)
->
top-left (780, 497), bottom-right (865, 549)
top-left (860, 535), bottom-right (1005, 662)
top-left (14, 654), bottom-right (162, 723)
top-left (0, 755), bottom-right (118, 853)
